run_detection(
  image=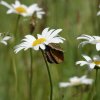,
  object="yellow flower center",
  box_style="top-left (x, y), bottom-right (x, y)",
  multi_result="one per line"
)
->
top-left (32, 38), bottom-right (46, 46)
top-left (93, 61), bottom-right (100, 65)
top-left (15, 6), bottom-right (27, 13)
